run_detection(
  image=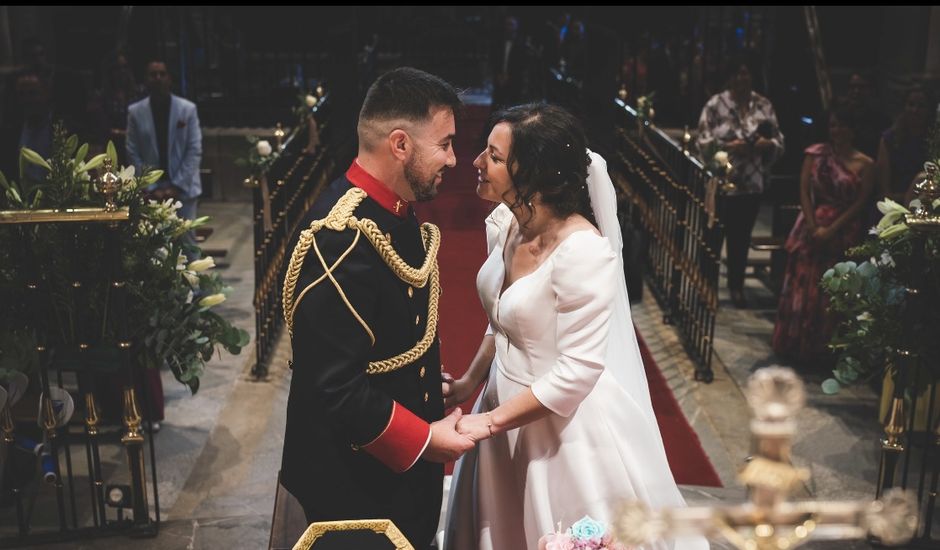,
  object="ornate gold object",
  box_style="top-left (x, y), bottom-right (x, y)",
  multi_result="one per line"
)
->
top-left (681, 126), bottom-right (692, 155)
top-left (274, 122), bottom-right (286, 151)
top-left (282, 187), bottom-right (441, 375)
top-left (292, 519), bottom-right (413, 549)
top-left (84, 393), bottom-right (100, 436)
top-left (905, 161), bottom-right (940, 231)
top-left (96, 157), bottom-right (124, 212)
top-left (613, 367), bottom-right (919, 548)
top-left (0, 207), bottom-right (129, 224)
top-left (883, 396), bottom-right (906, 450)
top-left (121, 387), bottom-right (143, 445)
